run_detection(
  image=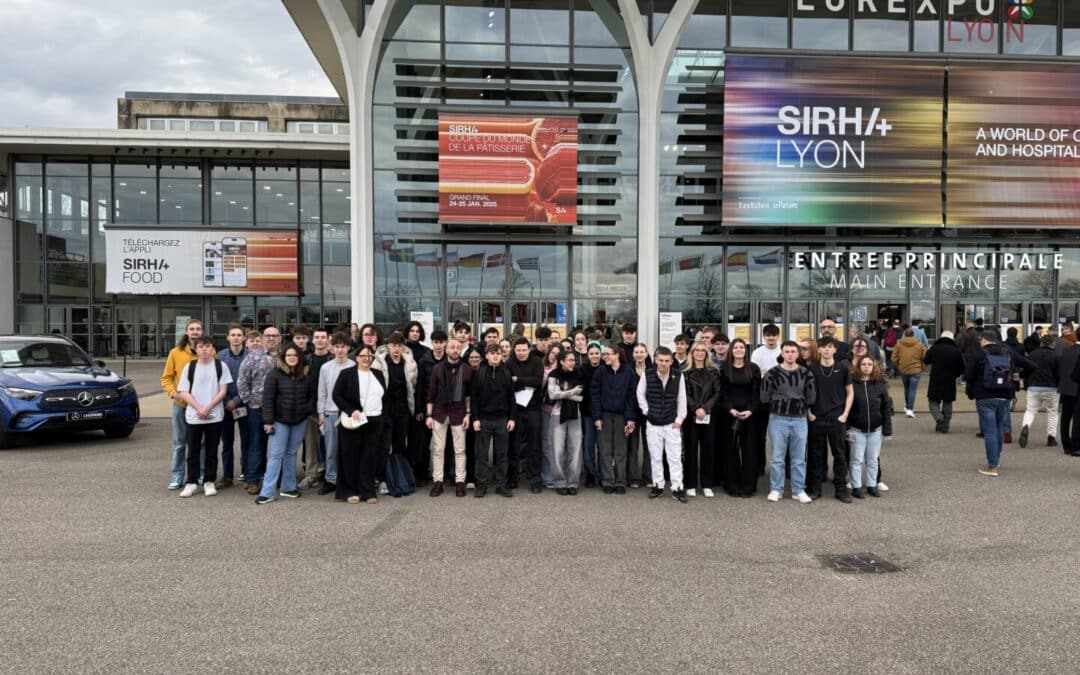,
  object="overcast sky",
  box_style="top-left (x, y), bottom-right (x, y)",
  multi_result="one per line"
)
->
top-left (0, 0), bottom-right (337, 129)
